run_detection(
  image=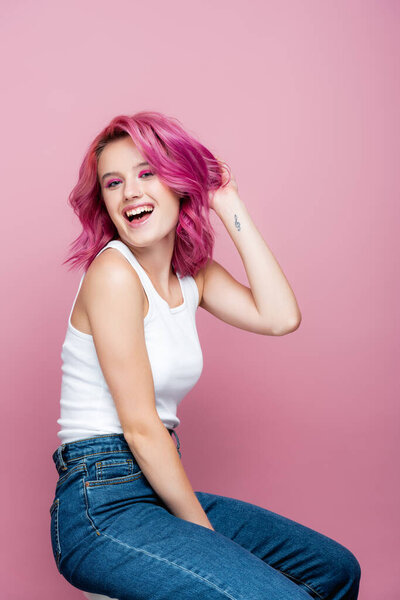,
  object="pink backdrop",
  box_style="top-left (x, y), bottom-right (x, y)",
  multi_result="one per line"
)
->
top-left (2, 1), bottom-right (399, 598)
